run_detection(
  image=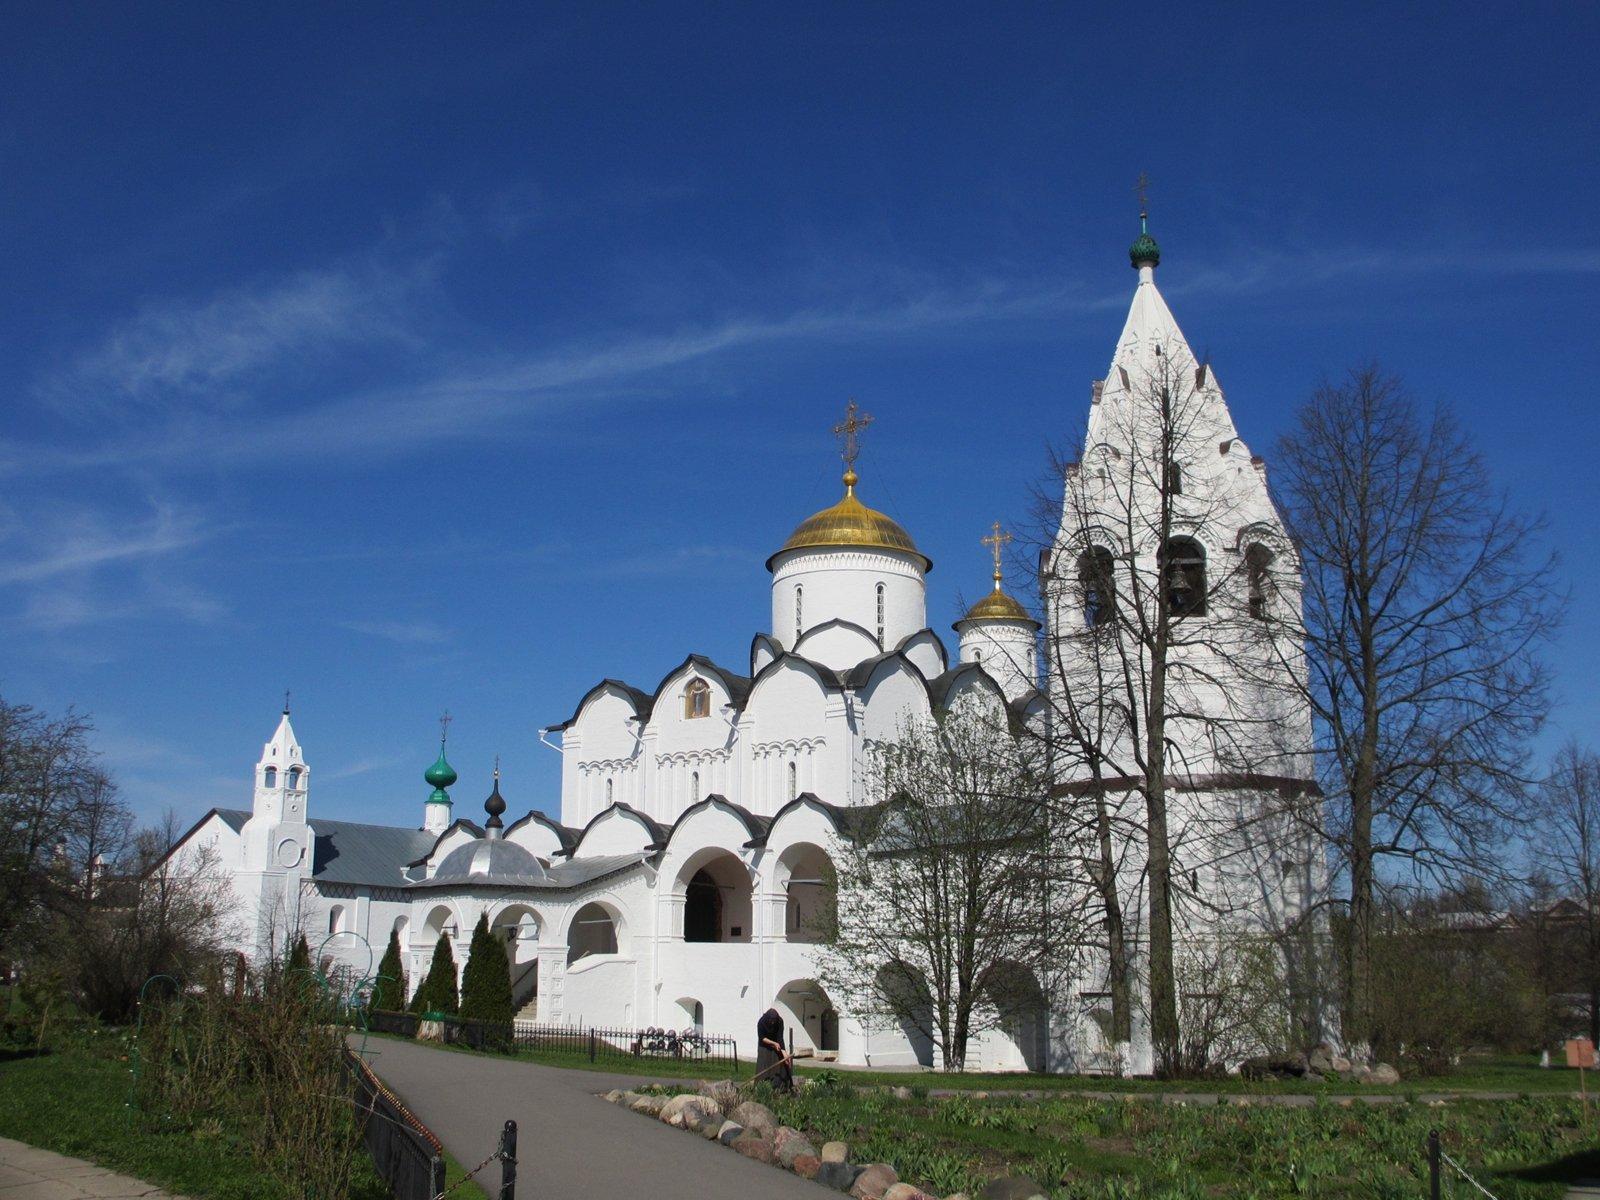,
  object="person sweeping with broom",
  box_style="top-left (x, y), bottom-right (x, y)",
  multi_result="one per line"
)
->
top-left (755, 1007), bottom-right (794, 1093)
